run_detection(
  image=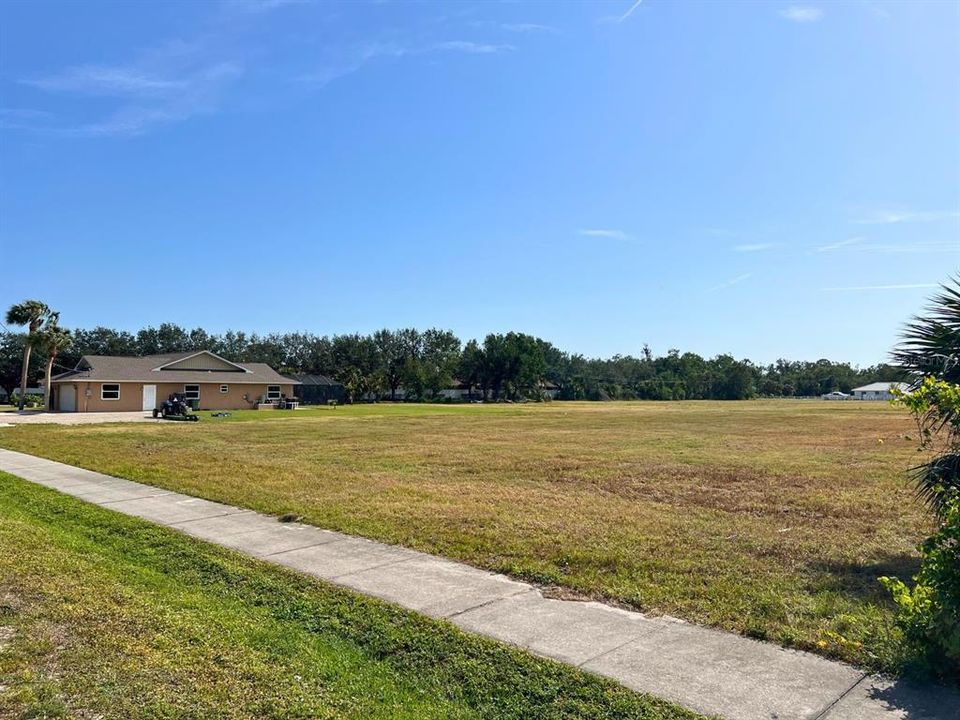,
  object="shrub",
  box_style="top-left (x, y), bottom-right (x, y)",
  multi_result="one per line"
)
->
top-left (19, 393), bottom-right (45, 408)
top-left (880, 489), bottom-right (960, 681)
